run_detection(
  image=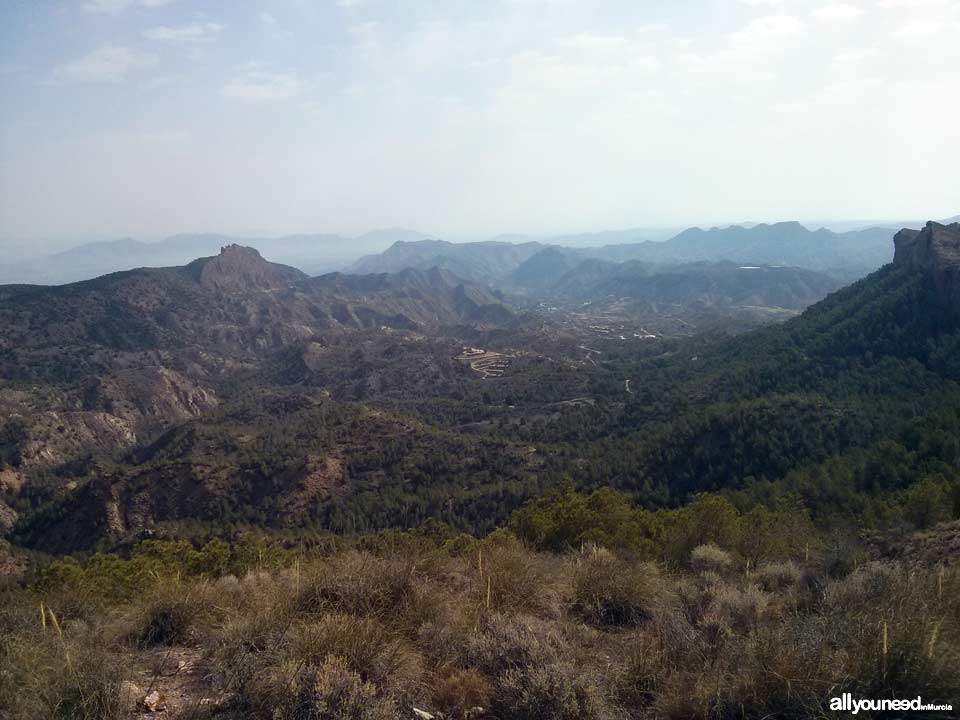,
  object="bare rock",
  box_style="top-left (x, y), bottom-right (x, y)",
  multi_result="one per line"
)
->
top-left (894, 221), bottom-right (960, 310)
top-left (142, 689), bottom-right (167, 713)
